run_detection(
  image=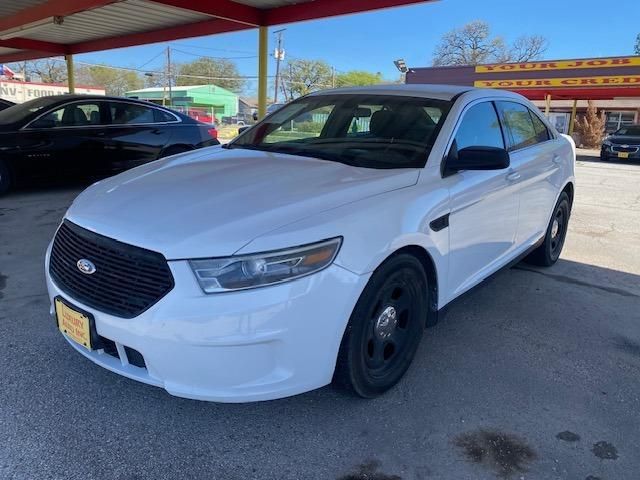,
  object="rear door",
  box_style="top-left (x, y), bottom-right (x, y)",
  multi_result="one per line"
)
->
top-left (445, 101), bottom-right (520, 299)
top-left (102, 101), bottom-right (174, 171)
top-left (496, 101), bottom-right (559, 246)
